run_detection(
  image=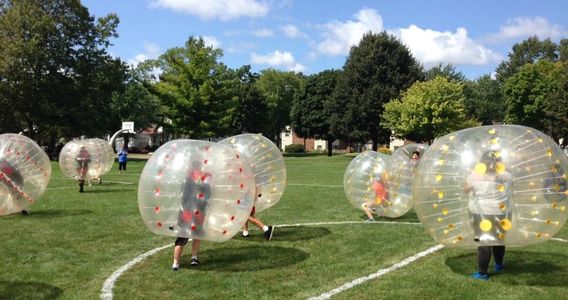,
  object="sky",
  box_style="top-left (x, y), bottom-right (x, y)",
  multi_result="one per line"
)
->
top-left (82, 0), bottom-right (568, 79)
